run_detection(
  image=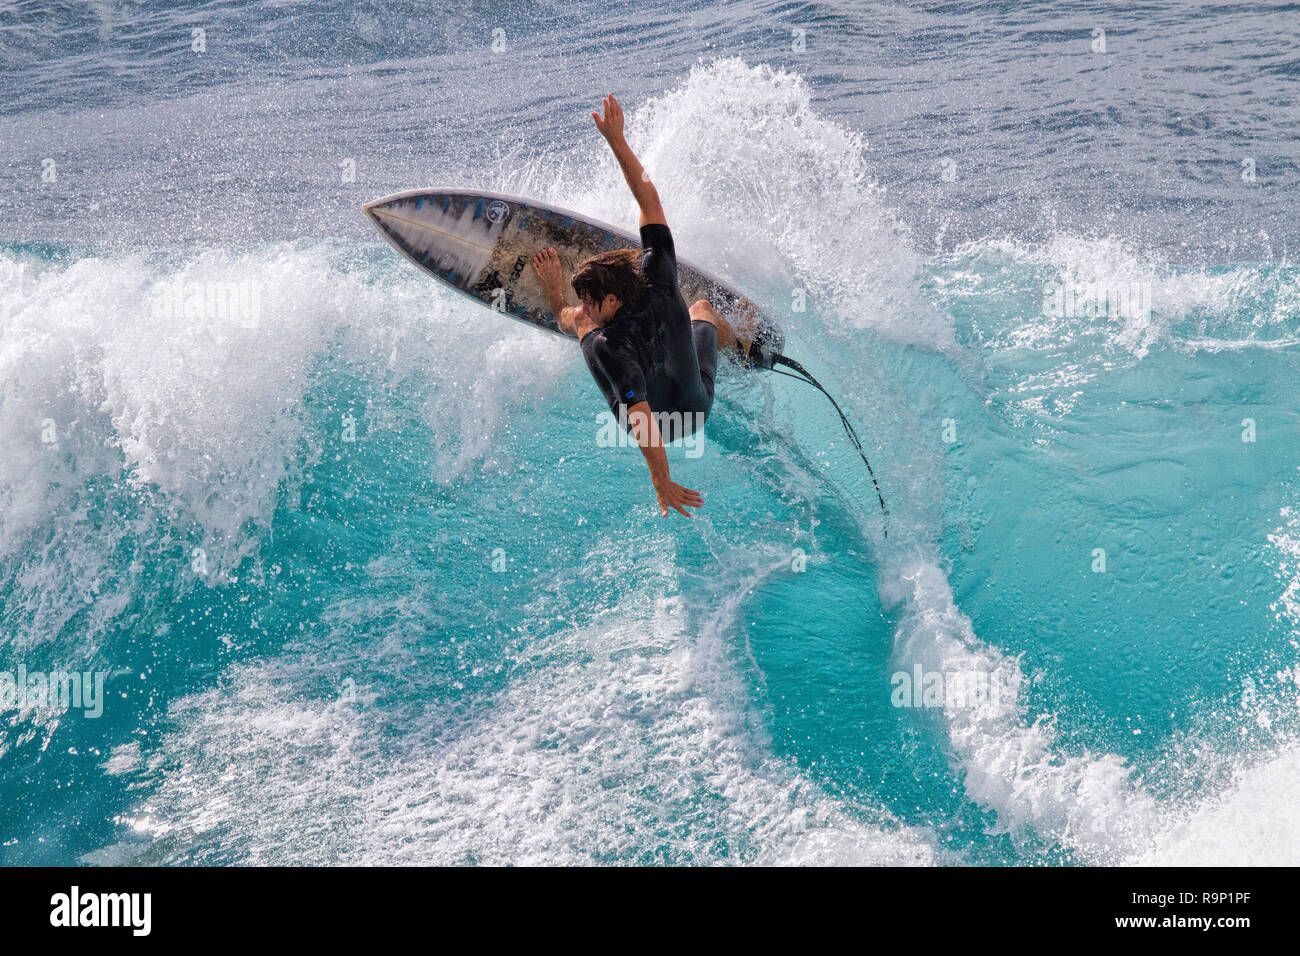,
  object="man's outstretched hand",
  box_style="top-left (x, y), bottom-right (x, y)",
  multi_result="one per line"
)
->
top-left (591, 94), bottom-right (625, 142)
top-left (654, 478), bottom-right (703, 518)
